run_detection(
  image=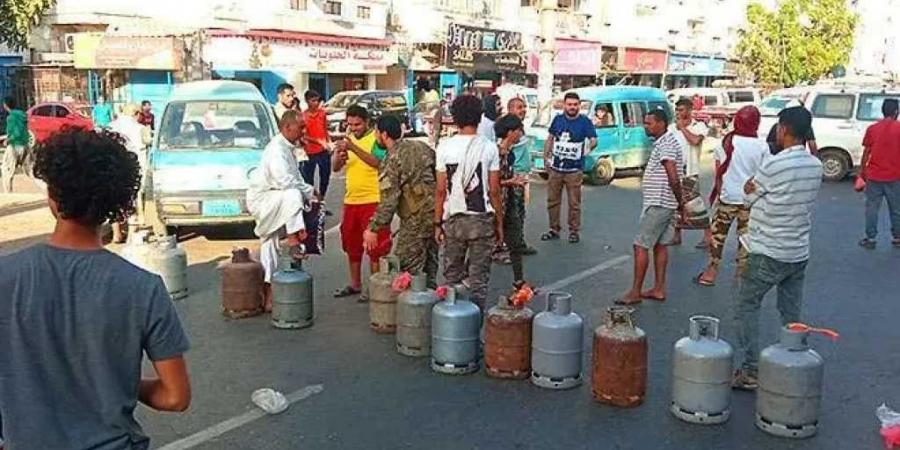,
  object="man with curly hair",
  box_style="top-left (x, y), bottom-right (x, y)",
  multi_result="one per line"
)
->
top-left (0, 129), bottom-right (192, 450)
